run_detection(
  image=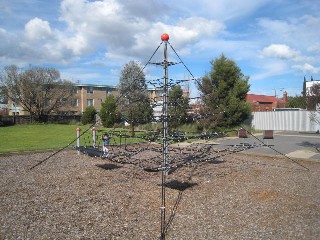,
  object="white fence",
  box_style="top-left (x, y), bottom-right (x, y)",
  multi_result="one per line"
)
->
top-left (251, 111), bottom-right (320, 132)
